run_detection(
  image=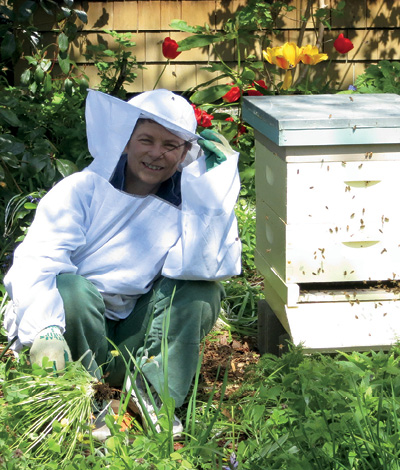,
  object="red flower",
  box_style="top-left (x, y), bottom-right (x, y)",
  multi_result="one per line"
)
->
top-left (192, 104), bottom-right (214, 128)
top-left (333, 34), bottom-right (354, 54)
top-left (222, 85), bottom-right (241, 103)
top-left (162, 37), bottom-right (181, 60)
top-left (247, 79), bottom-right (268, 96)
